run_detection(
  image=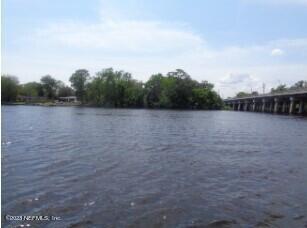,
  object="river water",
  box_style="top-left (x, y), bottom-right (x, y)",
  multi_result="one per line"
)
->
top-left (2, 106), bottom-right (307, 228)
